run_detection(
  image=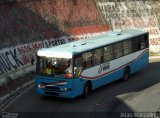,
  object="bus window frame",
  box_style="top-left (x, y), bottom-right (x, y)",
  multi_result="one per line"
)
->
top-left (93, 48), bottom-right (104, 66)
top-left (72, 33), bottom-right (149, 71)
